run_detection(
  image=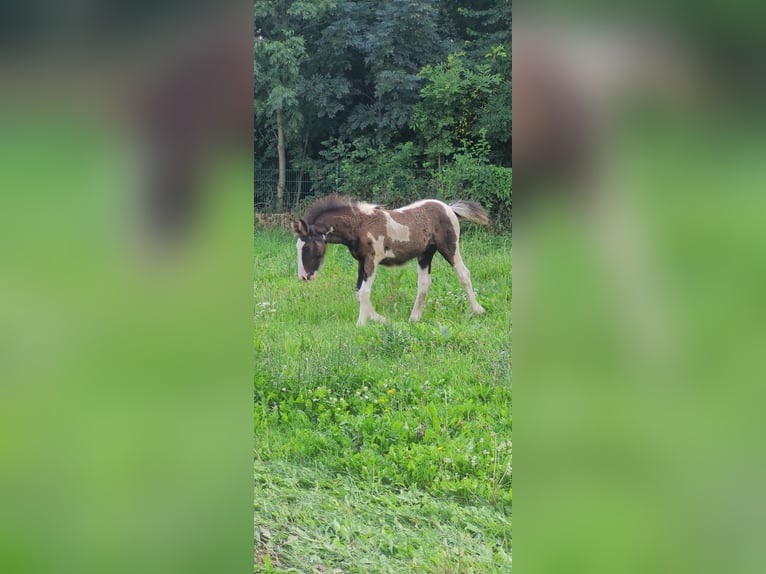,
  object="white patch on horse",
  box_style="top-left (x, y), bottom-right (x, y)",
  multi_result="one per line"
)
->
top-left (385, 212), bottom-right (410, 242)
top-left (357, 202), bottom-right (378, 215)
top-left (395, 199), bottom-right (441, 212)
top-left (368, 232), bottom-right (395, 263)
top-left (443, 206), bottom-right (462, 242)
top-left (296, 238), bottom-right (307, 280)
